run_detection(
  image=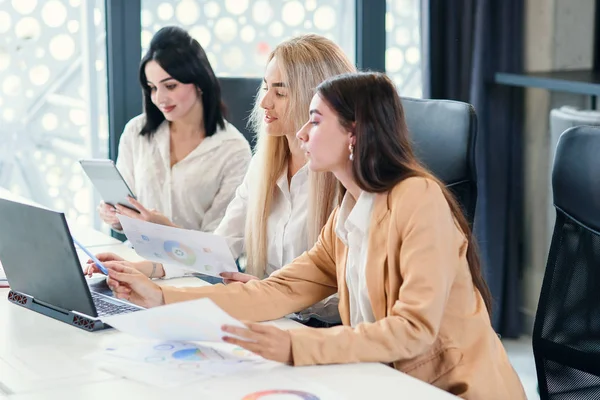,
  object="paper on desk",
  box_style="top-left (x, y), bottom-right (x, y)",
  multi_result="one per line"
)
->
top-left (102, 298), bottom-right (246, 342)
top-left (117, 215), bottom-right (237, 277)
top-left (86, 340), bottom-right (275, 388)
